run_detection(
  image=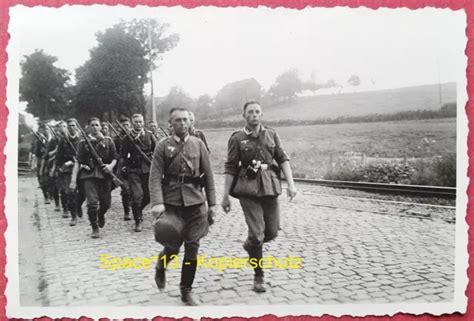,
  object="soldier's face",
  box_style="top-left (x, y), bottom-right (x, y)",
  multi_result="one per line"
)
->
top-left (67, 122), bottom-right (77, 135)
top-left (89, 120), bottom-right (101, 135)
top-left (132, 117), bottom-right (144, 130)
top-left (101, 125), bottom-right (109, 136)
top-left (243, 103), bottom-right (263, 127)
top-left (122, 121), bottom-right (131, 131)
top-left (59, 123), bottom-right (67, 134)
top-left (170, 110), bottom-right (189, 137)
top-left (189, 114), bottom-right (195, 128)
top-left (149, 123), bottom-right (157, 132)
